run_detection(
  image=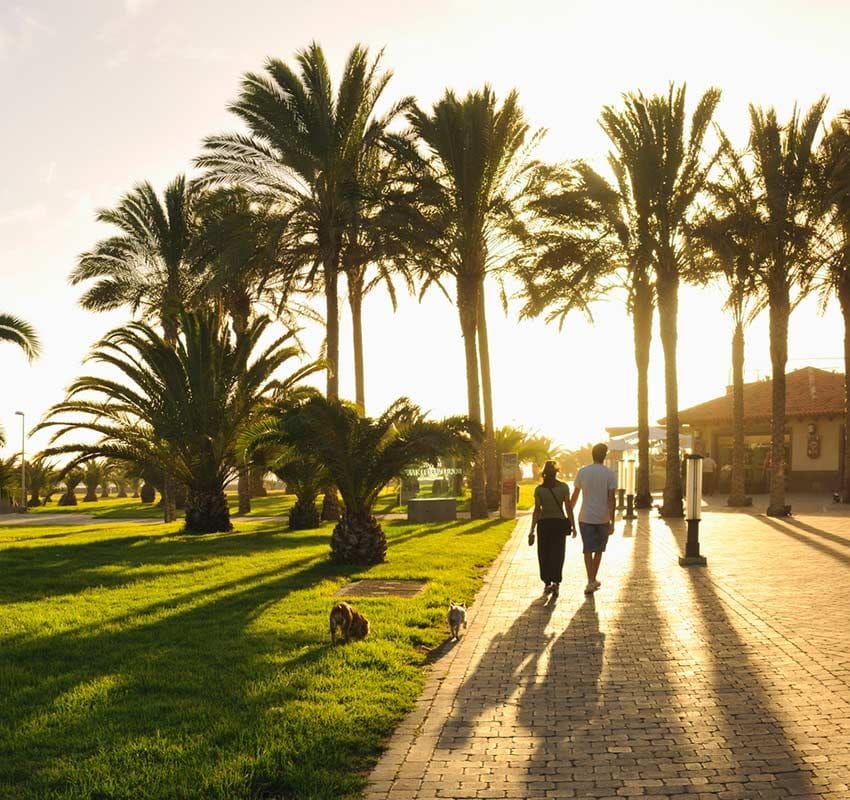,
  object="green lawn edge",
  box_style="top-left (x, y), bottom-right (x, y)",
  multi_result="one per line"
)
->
top-left (0, 514), bottom-right (517, 799)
